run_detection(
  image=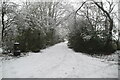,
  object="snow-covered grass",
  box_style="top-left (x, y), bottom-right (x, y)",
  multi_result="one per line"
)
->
top-left (0, 57), bottom-right (3, 80)
top-left (2, 42), bottom-right (118, 78)
top-left (0, 48), bottom-right (3, 80)
top-left (0, 48), bottom-right (2, 53)
top-left (89, 52), bottom-right (119, 65)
